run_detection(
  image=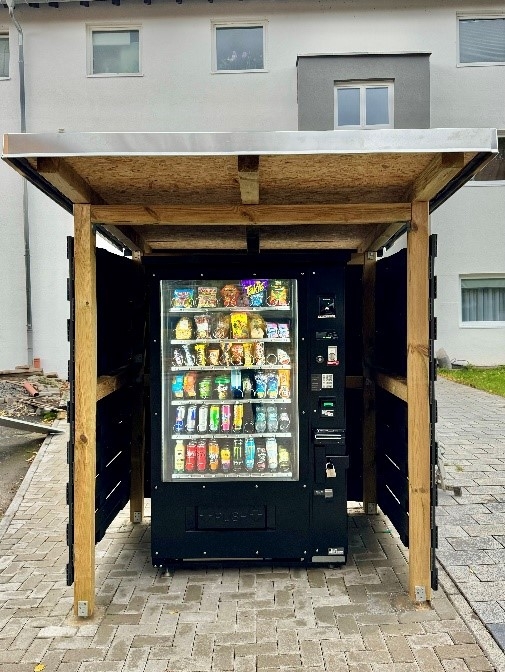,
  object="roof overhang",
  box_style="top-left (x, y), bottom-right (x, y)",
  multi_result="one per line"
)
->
top-left (2, 129), bottom-right (497, 255)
